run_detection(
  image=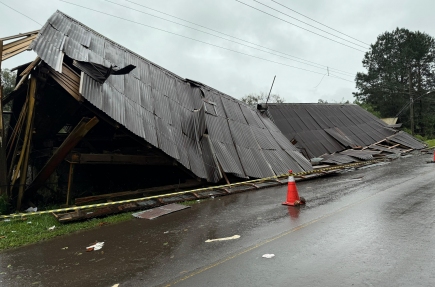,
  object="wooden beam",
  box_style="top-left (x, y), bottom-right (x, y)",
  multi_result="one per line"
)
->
top-left (1, 45), bottom-right (30, 61)
top-left (11, 56), bottom-right (41, 94)
top-left (15, 77), bottom-right (37, 210)
top-left (10, 80), bottom-right (35, 191)
top-left (48, 63), bottom-right (83, 102)
top-left (19, 56), bottom-right (40, 77)
top-left (25, 117), bottom-right (99, 194)
top-left (66, 163), bottom-right (75, 206)
top-left (65, 153), bottom-right (173, 165)
top-left (0, 40), bottom-right (7, 196)
top-left (0, 30), bottom-right (40, 41)
top-left (2, 34), bottom-right (37, 51)
top-left (2, 37), bottom-right (35, 57)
